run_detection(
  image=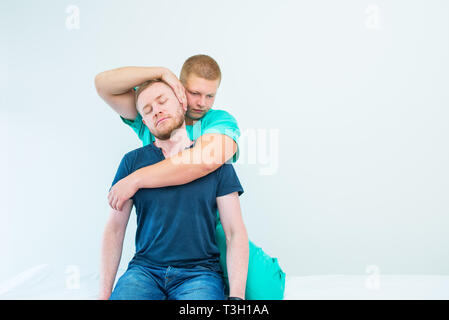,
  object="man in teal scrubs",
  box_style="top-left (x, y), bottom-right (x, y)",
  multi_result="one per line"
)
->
top-left (95, 54), bottom-right (286, 299)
